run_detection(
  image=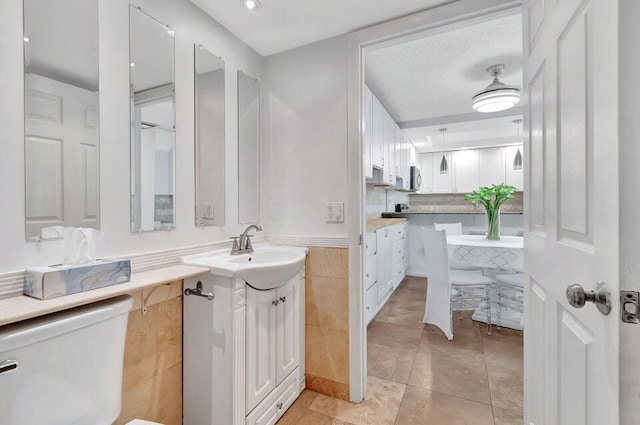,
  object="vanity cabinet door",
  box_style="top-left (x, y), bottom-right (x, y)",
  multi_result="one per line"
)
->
top-left (275, 279), bottom-right (298, 385)
top-left (246, 287), bottom-right (277, 413)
